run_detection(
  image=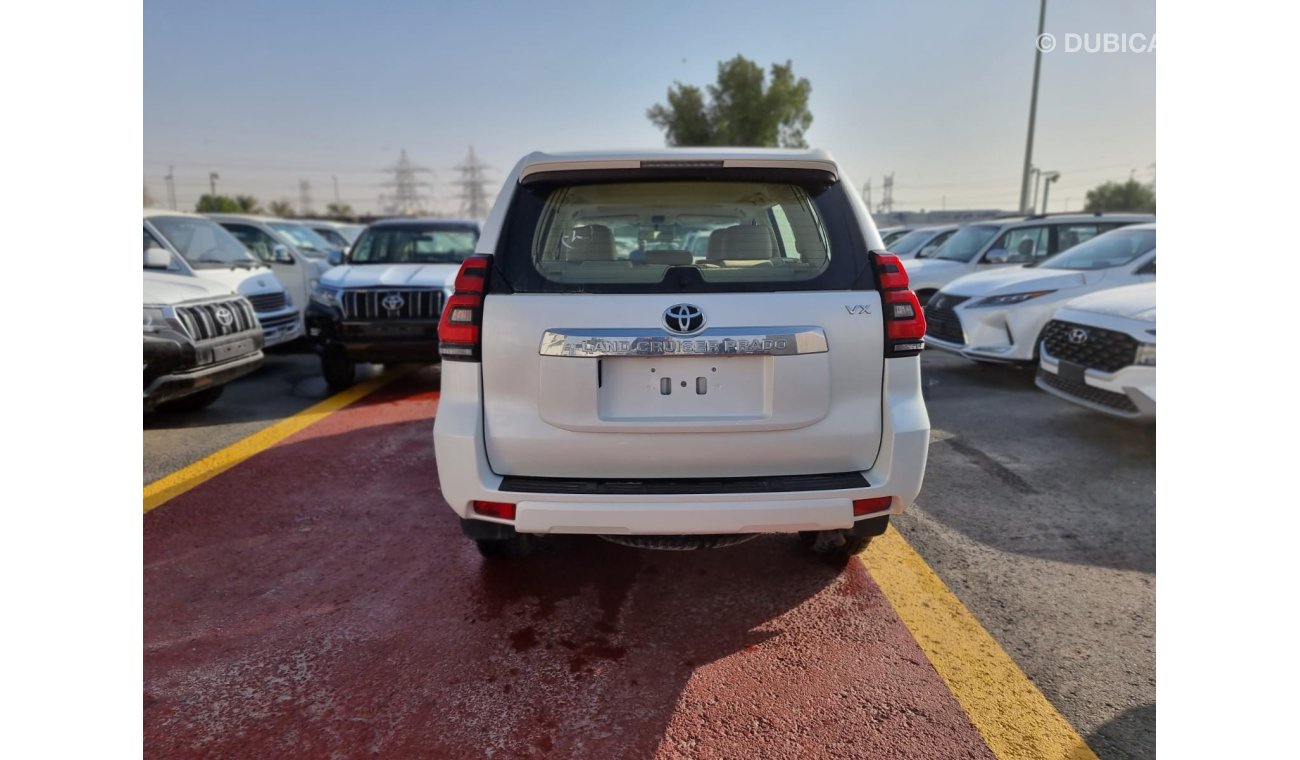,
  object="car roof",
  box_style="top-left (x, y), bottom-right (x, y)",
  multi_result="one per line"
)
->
top-left (516, 148), bottom-right (838, 181)
top-left (368, 217), bottom-right (480, 228)
top-left (144, 208), bottom-right (210, 220)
